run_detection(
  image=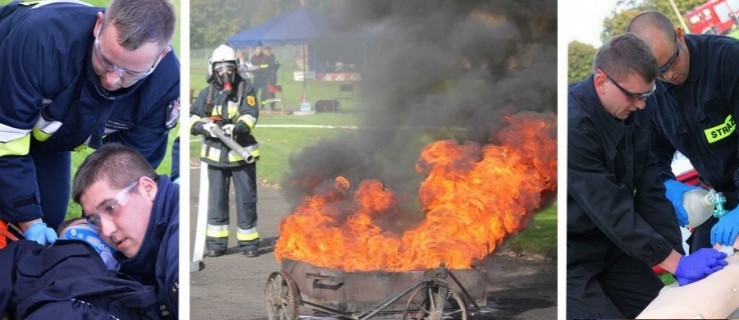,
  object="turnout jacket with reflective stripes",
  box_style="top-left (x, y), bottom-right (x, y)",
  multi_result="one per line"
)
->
top-left (190, 80), bottom-right (259, 167)
top-left (648, 34), bottom-right (739, 207)
top-left (568, 76), bottom-right (684, 267)
top-left (0, 2), bottom-right (180, 224)
top-left (117, 175), bottom-right (179, 319)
